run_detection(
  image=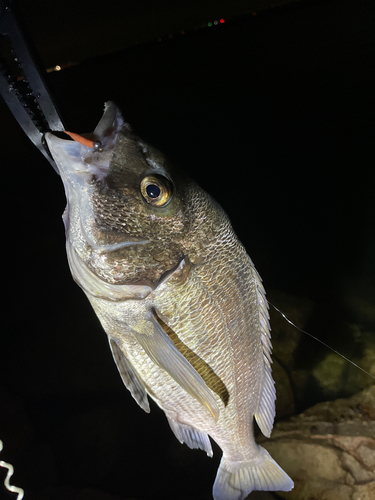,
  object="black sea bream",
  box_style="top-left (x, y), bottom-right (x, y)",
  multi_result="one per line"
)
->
top-left (46, 102), bottom-right (293, 500)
